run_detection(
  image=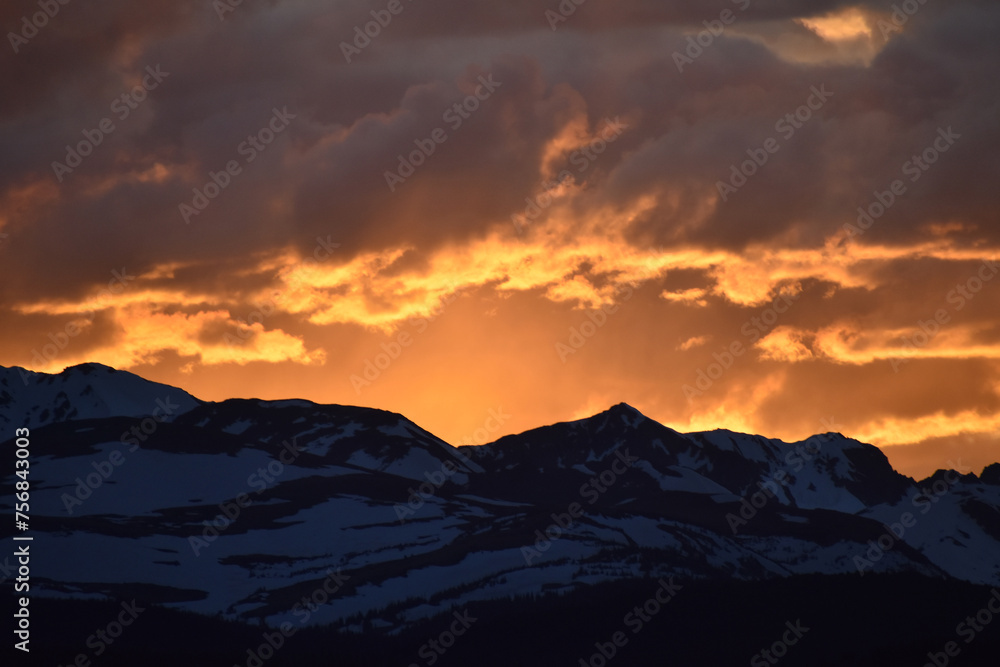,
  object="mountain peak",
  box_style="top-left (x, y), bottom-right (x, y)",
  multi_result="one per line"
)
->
top-left (0, 362), bottom-right (200, 429)
top-left (63, 362), bottom-right (119, 375)
top-left (603, 402), bottom-right (646, 423)
top-left (607, 401), bottom-right (641, 414)
top-left (982, 463), bottom-right (1000, 485)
